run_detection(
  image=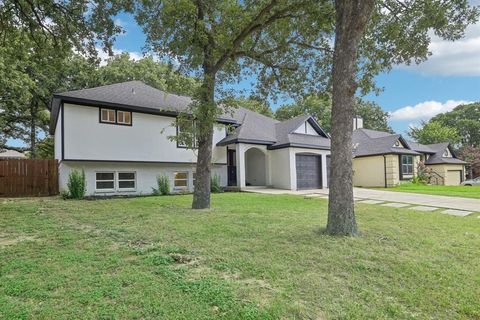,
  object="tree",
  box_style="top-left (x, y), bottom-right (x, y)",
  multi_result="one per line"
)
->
top-left (275, 95), bottom-right (391, 134)
top-left (459, 147), bottom-right (480, 179)
top-left (226, 96), bottom-right (274, 118)
top-left (325, 0), bottom-right (477, 236)
top-left (275, 95), bottom-right (332, 131)
top-left (355, 99), bottom-right (392, 133)
top-left (408, 121), bottom-right (461, 146)
top-left (326, 0), bottom-right (375, 236)
top-left (430, 103), bottom-right (480, 148)
top-left (134, 0), bottom-right (335, 209)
